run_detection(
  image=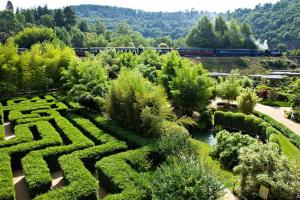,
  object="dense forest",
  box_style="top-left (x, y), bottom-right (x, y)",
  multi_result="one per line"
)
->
top-left (227, 0), bottom-right (300, 49)
top-left (72, 5), bottom-right (216, 39)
